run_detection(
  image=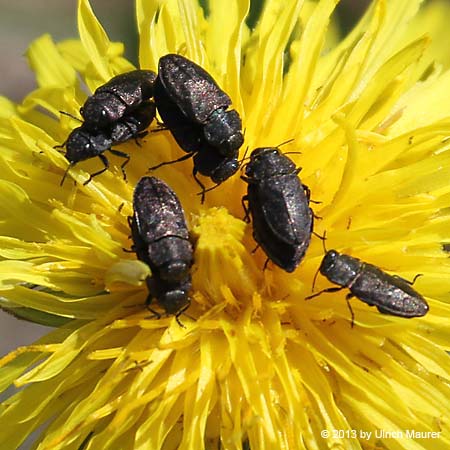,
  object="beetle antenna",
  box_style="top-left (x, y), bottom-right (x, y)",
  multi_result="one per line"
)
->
top-left (241, 145), bottom-right (250, 162)
top-left (278, 139), bottom-right (301, 156)
top-left (238, 145), bottom-right (250, 170)
top-left (59, 110), bottom-right (83, 123)
top-left (321, 230), bottom-right (328, 253)
top-left (310, 231), bottom-right (328, 292)
top-left (277, 138), bottom-right (295, 148)
top-left (283, 151), bottom-right (302, 156)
